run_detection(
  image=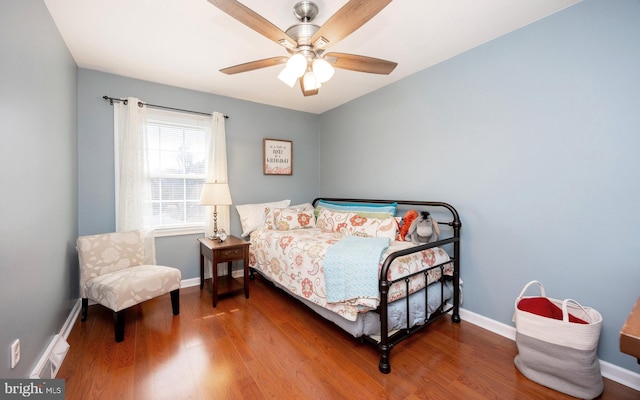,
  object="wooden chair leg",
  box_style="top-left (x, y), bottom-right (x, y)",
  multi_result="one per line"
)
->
top-left (81, 298), bottom-right (88, 322)
top-left (170, 289), bottom-right (180, 315)
top-left (114, 310), bottom-right (125, 342)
